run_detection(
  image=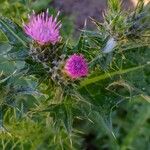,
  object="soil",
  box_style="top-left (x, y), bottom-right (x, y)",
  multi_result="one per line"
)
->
top-left (51, 0), bottom-right (135, 30)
